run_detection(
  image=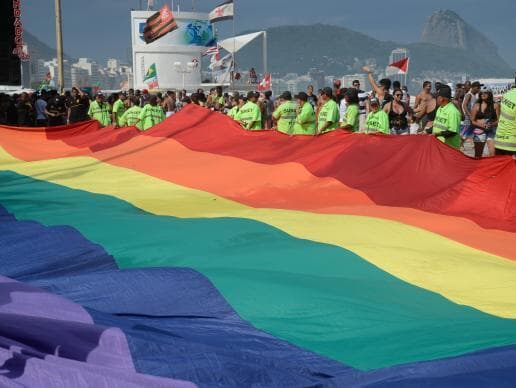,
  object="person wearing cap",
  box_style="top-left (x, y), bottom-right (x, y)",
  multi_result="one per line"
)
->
top-left (432, 85), bottom-right (462, 149)
top-left (120, 96), bottom-right (143, 130)
top-left (88, 93), bottom-right (111, 127)
top-left (340, 89), bottom-right (360, 132)
top-left (67, 87), bottom-right (90, 124)
top-left (272, 91), bottom-right (297, 134)
top-left (237, 91), bottom-right (262, 130)
top-left (494, 86), bottom-right (516, 156)
top-left (293, 92), bottom-right (316, 135)
top-left (111, 93), bottom-right (127, 128)
top-left (317, 87), bottom-right (339, 134)
top-left (138, 95), bottom-right (165, 131)
top-left (45, 90), bottom-right (66, 126)
top-left (364, 98), bottom-right (389, 134)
